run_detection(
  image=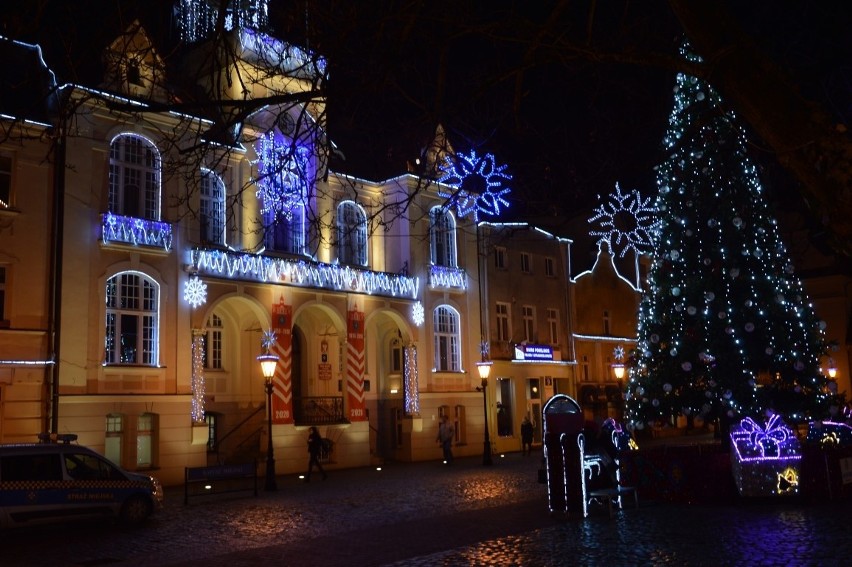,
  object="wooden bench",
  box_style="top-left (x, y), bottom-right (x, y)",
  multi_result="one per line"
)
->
top-left (587, 485), bottom-right (639, 517)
